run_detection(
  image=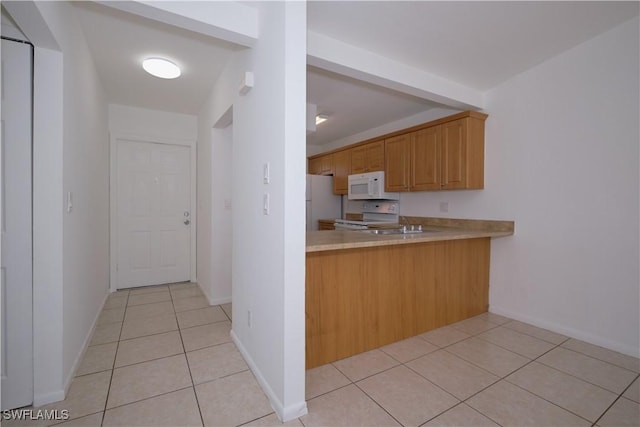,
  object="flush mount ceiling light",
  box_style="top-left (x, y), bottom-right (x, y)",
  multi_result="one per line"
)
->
top-left (142, 57), bottom-right (181, 79)
top-left (315, 114), bottom-right (329, 125)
